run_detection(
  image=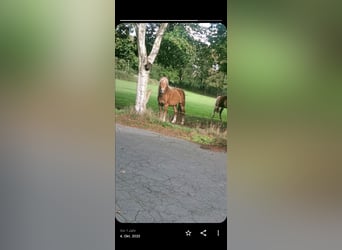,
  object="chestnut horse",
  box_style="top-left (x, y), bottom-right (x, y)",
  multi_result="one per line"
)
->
top-left (158, 77), bottom-right (186, 125)
top-left (211, 95), bottom-right (227, 120)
